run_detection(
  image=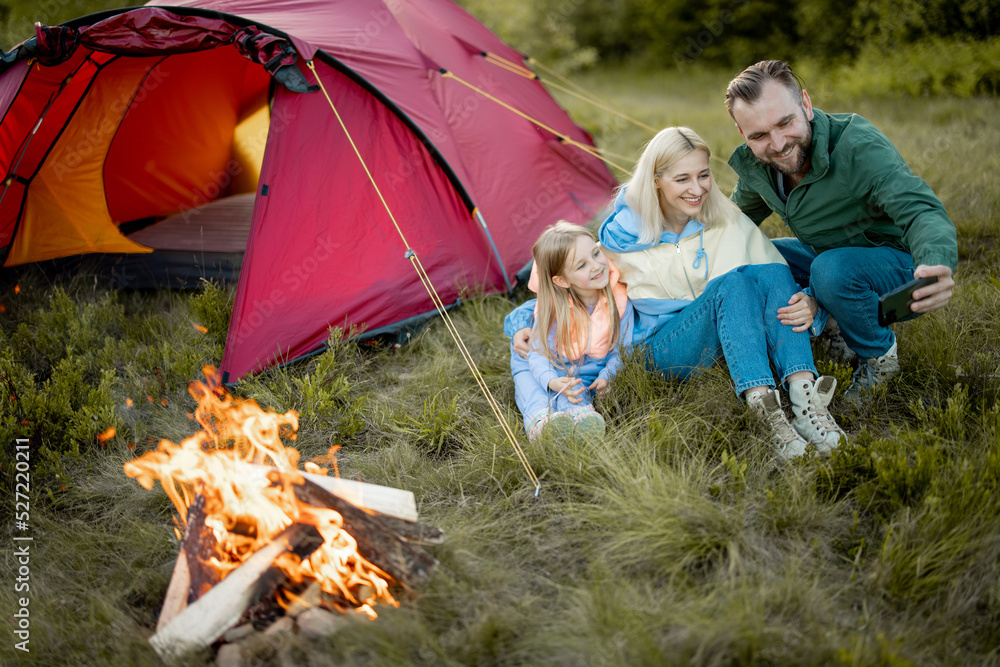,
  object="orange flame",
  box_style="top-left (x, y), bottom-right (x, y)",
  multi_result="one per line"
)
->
top-left (98, 426), bottom-right (116, 443)
top-left (193, 323), bottom-right (208, 333)
top-left (124, 366), bottom-right (396, 617)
